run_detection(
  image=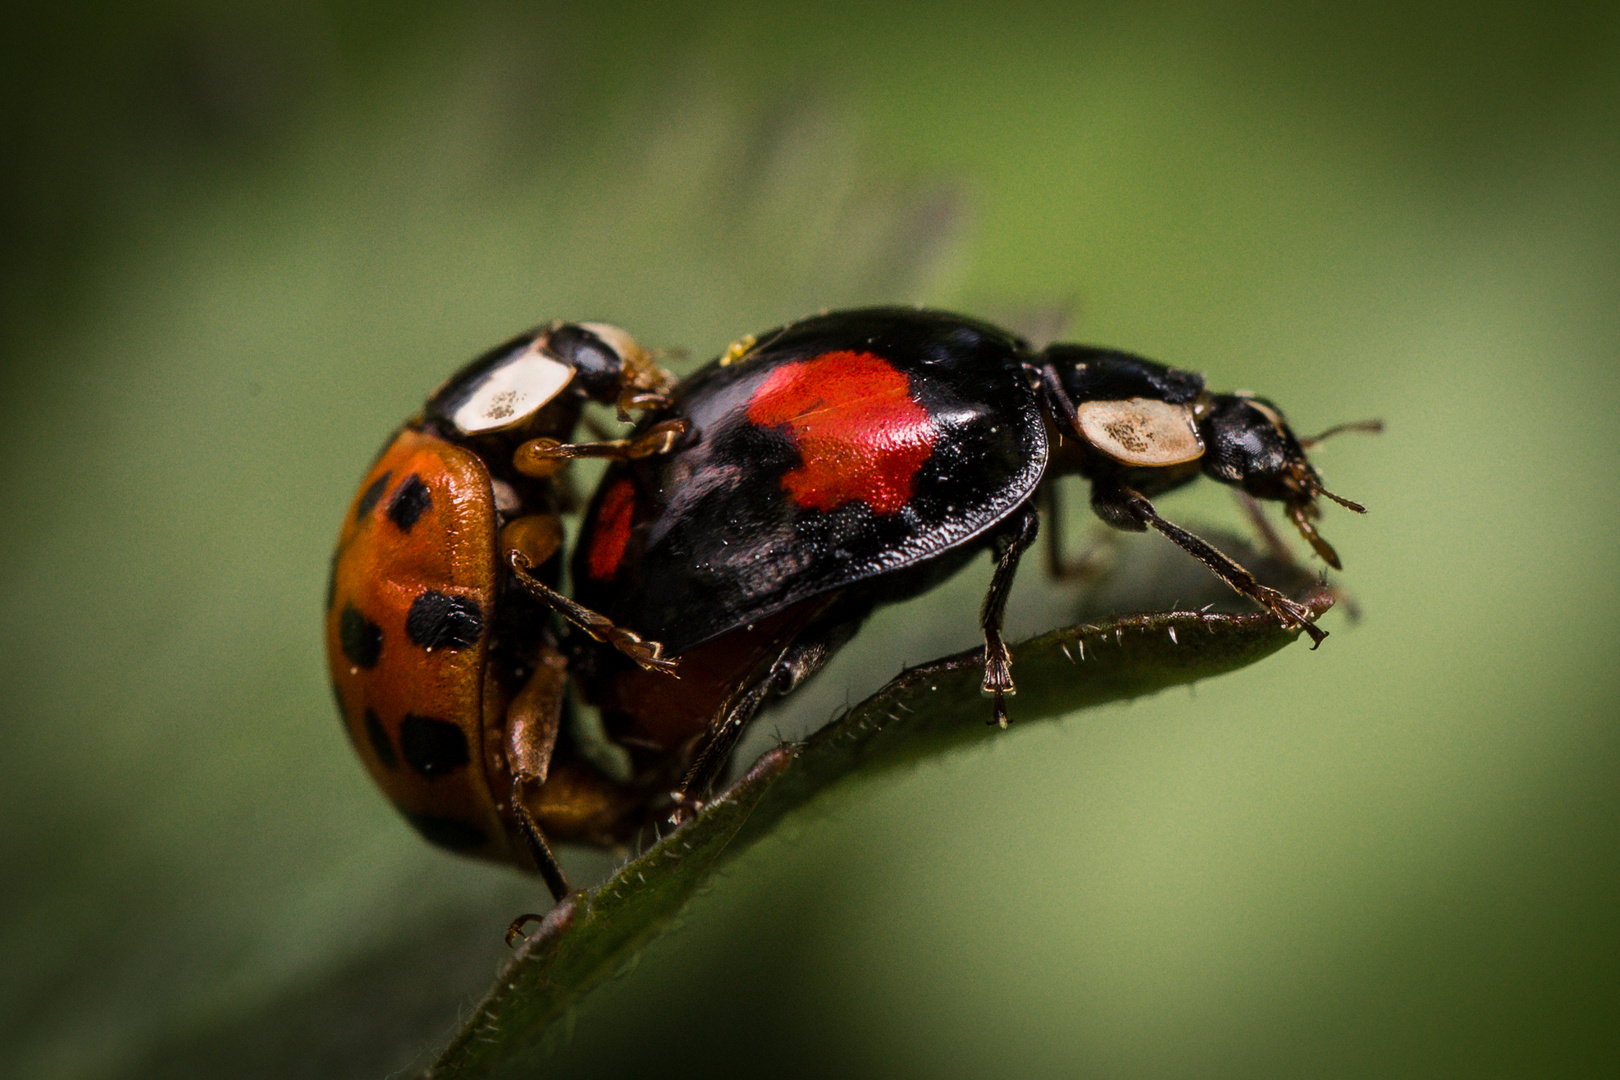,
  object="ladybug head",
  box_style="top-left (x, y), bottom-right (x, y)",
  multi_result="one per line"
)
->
top-left (552, 321), bottom-right (674, 418)
top-left (1199, 393), bottom-right (1369, 569)
top-left (545, 322), bottom-right (636, 402)
top-left (430, 321), bottom-right (669, 437)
